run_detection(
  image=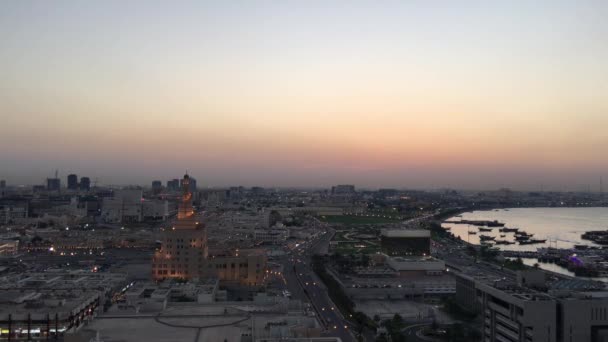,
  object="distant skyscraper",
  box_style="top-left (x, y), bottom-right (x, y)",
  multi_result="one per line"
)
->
top-left (0, 180), bottom-right (5, 188)
top-left (80, 177), bottom-right (91, 191)
top-left (152, 180), bottom-right (162, 194)
top-left (331, 184), bottom-right (356, 195)
top-left (47, 178), bottom-right (60, 191)
top-left (67, 174), bottom-right (78, 190)
top-left (167, 179), bottom-right (179, 191)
